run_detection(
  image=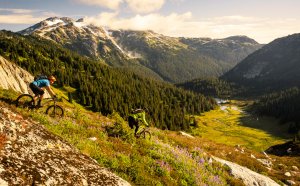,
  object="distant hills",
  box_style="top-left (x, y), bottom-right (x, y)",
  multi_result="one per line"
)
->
top-left (18, 17), bottom-right (262, 83)
top-left (222, 33), bottom-right (300, 94)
